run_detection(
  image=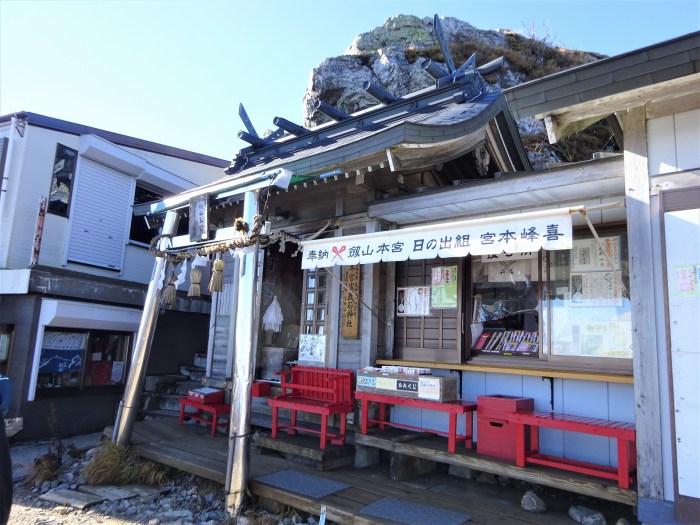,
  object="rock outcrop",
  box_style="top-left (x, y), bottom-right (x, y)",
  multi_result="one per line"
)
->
top-left (302, 15), bottom-right (607, 164)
